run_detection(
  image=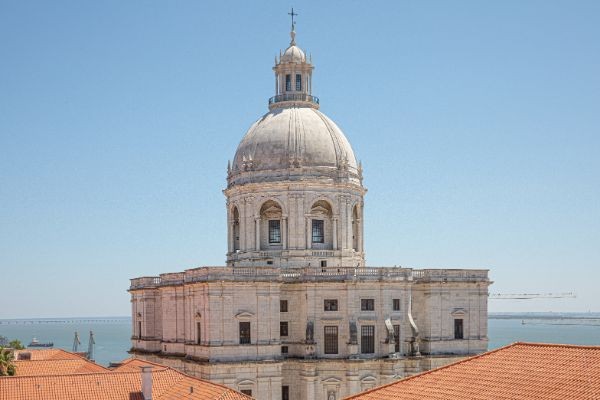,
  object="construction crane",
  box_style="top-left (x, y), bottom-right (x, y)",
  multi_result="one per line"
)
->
top-left (87, 331), bottom-right (95, 361)
top-left (489, 292), bottom-right (576, 300)
top-left (72, 331), bottom-right (81, 352)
